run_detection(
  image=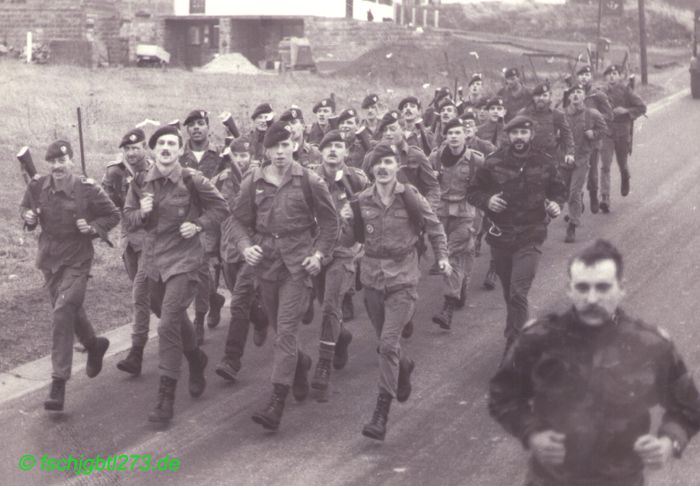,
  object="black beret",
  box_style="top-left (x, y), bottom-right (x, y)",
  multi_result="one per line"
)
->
top-left (577, 65), bottom-right (592, 76)
top-left (485, 97), bottom-right (505, 110)
top-left (398, 96), bottom-right (420, 111)
top-left (460, 108), bottom-right (478, 122)
top-left (119, 128), bottom-right (146, 148)
top-left (312, 98), bottom-right (336, 113)
top-left (367, 143), bottom-right (397, 169)
top-left (377, 110), bottom-right (401, 134)
top-left (443, 117), bottom-right (465, 134)
top-left (468, 73), bottom-right (483, 87)
top-left (319, 129), bottom-right (344, 151)
top-left (251, 103), bottom-right (274, 120)
top-left (184, 109), bottom-right (208, 126)
top-left (504, 115), bottom-right (535, 132)
top-left (532, 83), bottom-right (551, 96)
top-left (148, 125), bottom-right (183, 150)
top-left (45, 140), bottom-right (73, 161)
top-left (279, 106), bottom-right (303, 123)
top-left (361, 94), bottom-right (379, 109)
top-left (503, 67), bottom-right (519, 78)
top-left (230, 137), bottom-right (252, 153)
top-left (567, 82), bottom-right (585, 93)
top-left (435, 87), bottom-right (452, 101)
top-left (337, 108), bottom-right (358, 125)
top-left (263, 120), bottom-right (293, 148)
top-left (603, 64), bottom-right (621, 76)
top-left (437, 97), bottom-right (457, 111)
